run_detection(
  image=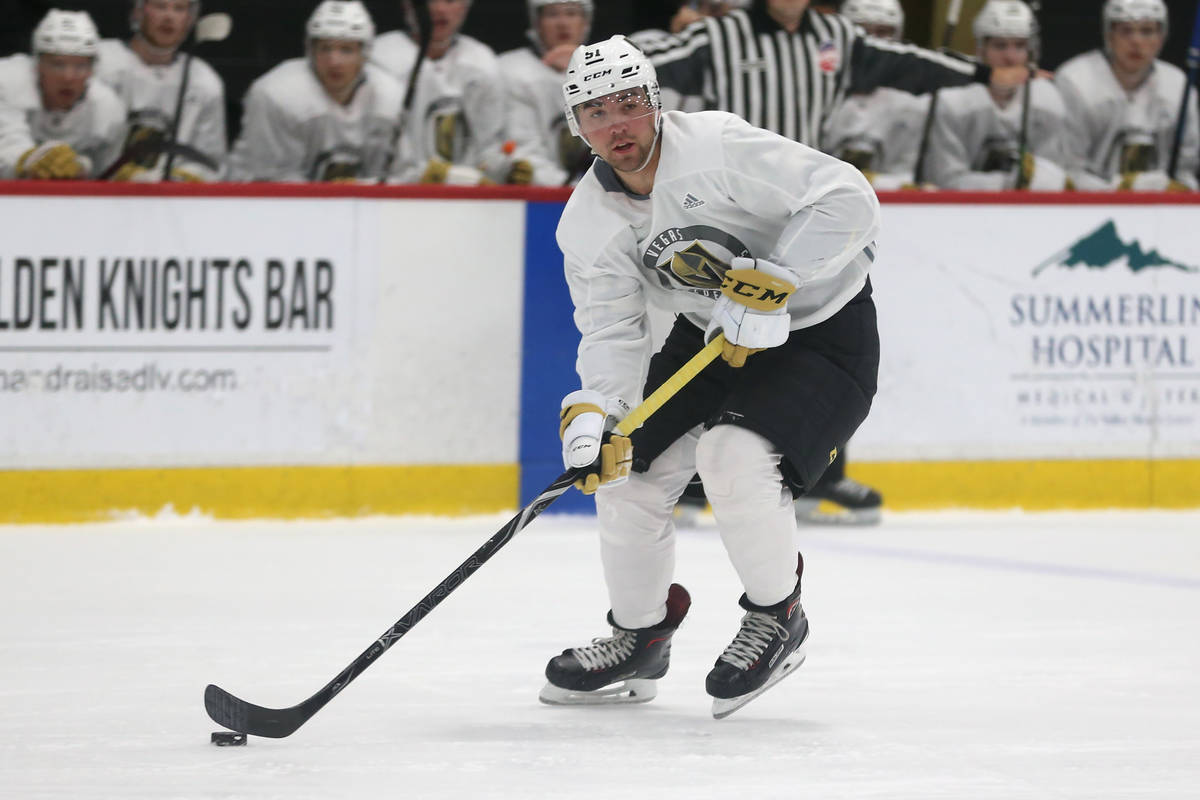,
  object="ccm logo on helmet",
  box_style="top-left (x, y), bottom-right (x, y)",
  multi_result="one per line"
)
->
top-left (583, 68), bottom-right (613, 81)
